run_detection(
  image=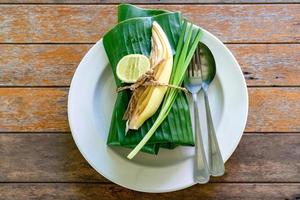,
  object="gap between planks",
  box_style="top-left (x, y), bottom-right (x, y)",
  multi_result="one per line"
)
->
top-left (0, 2), bottom-right (299, 5)
top-left (0, 182), bottom-right (299, 184)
